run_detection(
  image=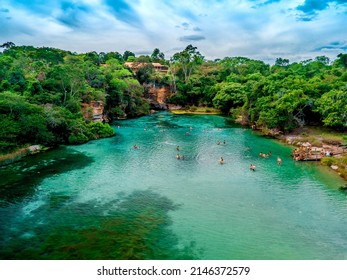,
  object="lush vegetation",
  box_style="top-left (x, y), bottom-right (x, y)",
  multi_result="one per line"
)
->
top-left (164, 48), bottom-right (347, 132)
top-left (0, 44), bottom-right (150, 153)
top-left (133, 44), bottom-right (347, 132)
top-left (1, 42), bottom-right (347, 155)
